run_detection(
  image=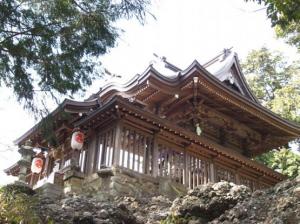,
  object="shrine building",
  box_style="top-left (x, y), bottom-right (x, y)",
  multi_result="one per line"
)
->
top-left (5, 49), bottom-right (300, 198)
